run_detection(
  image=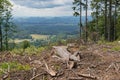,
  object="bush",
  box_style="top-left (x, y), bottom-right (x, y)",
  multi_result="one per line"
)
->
top-left (22, 40), bottom-right (30, 51)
